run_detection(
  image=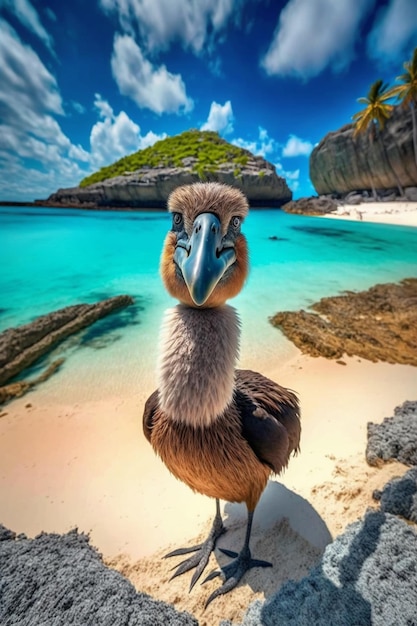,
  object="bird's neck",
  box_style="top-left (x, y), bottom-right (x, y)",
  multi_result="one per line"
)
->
top-left (157, 304), bottom-right (240, 427)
